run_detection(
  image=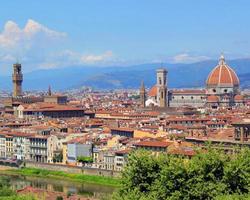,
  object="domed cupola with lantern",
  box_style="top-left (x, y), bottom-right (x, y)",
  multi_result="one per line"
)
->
top-left (206, 54), bottom-right (241, 108)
